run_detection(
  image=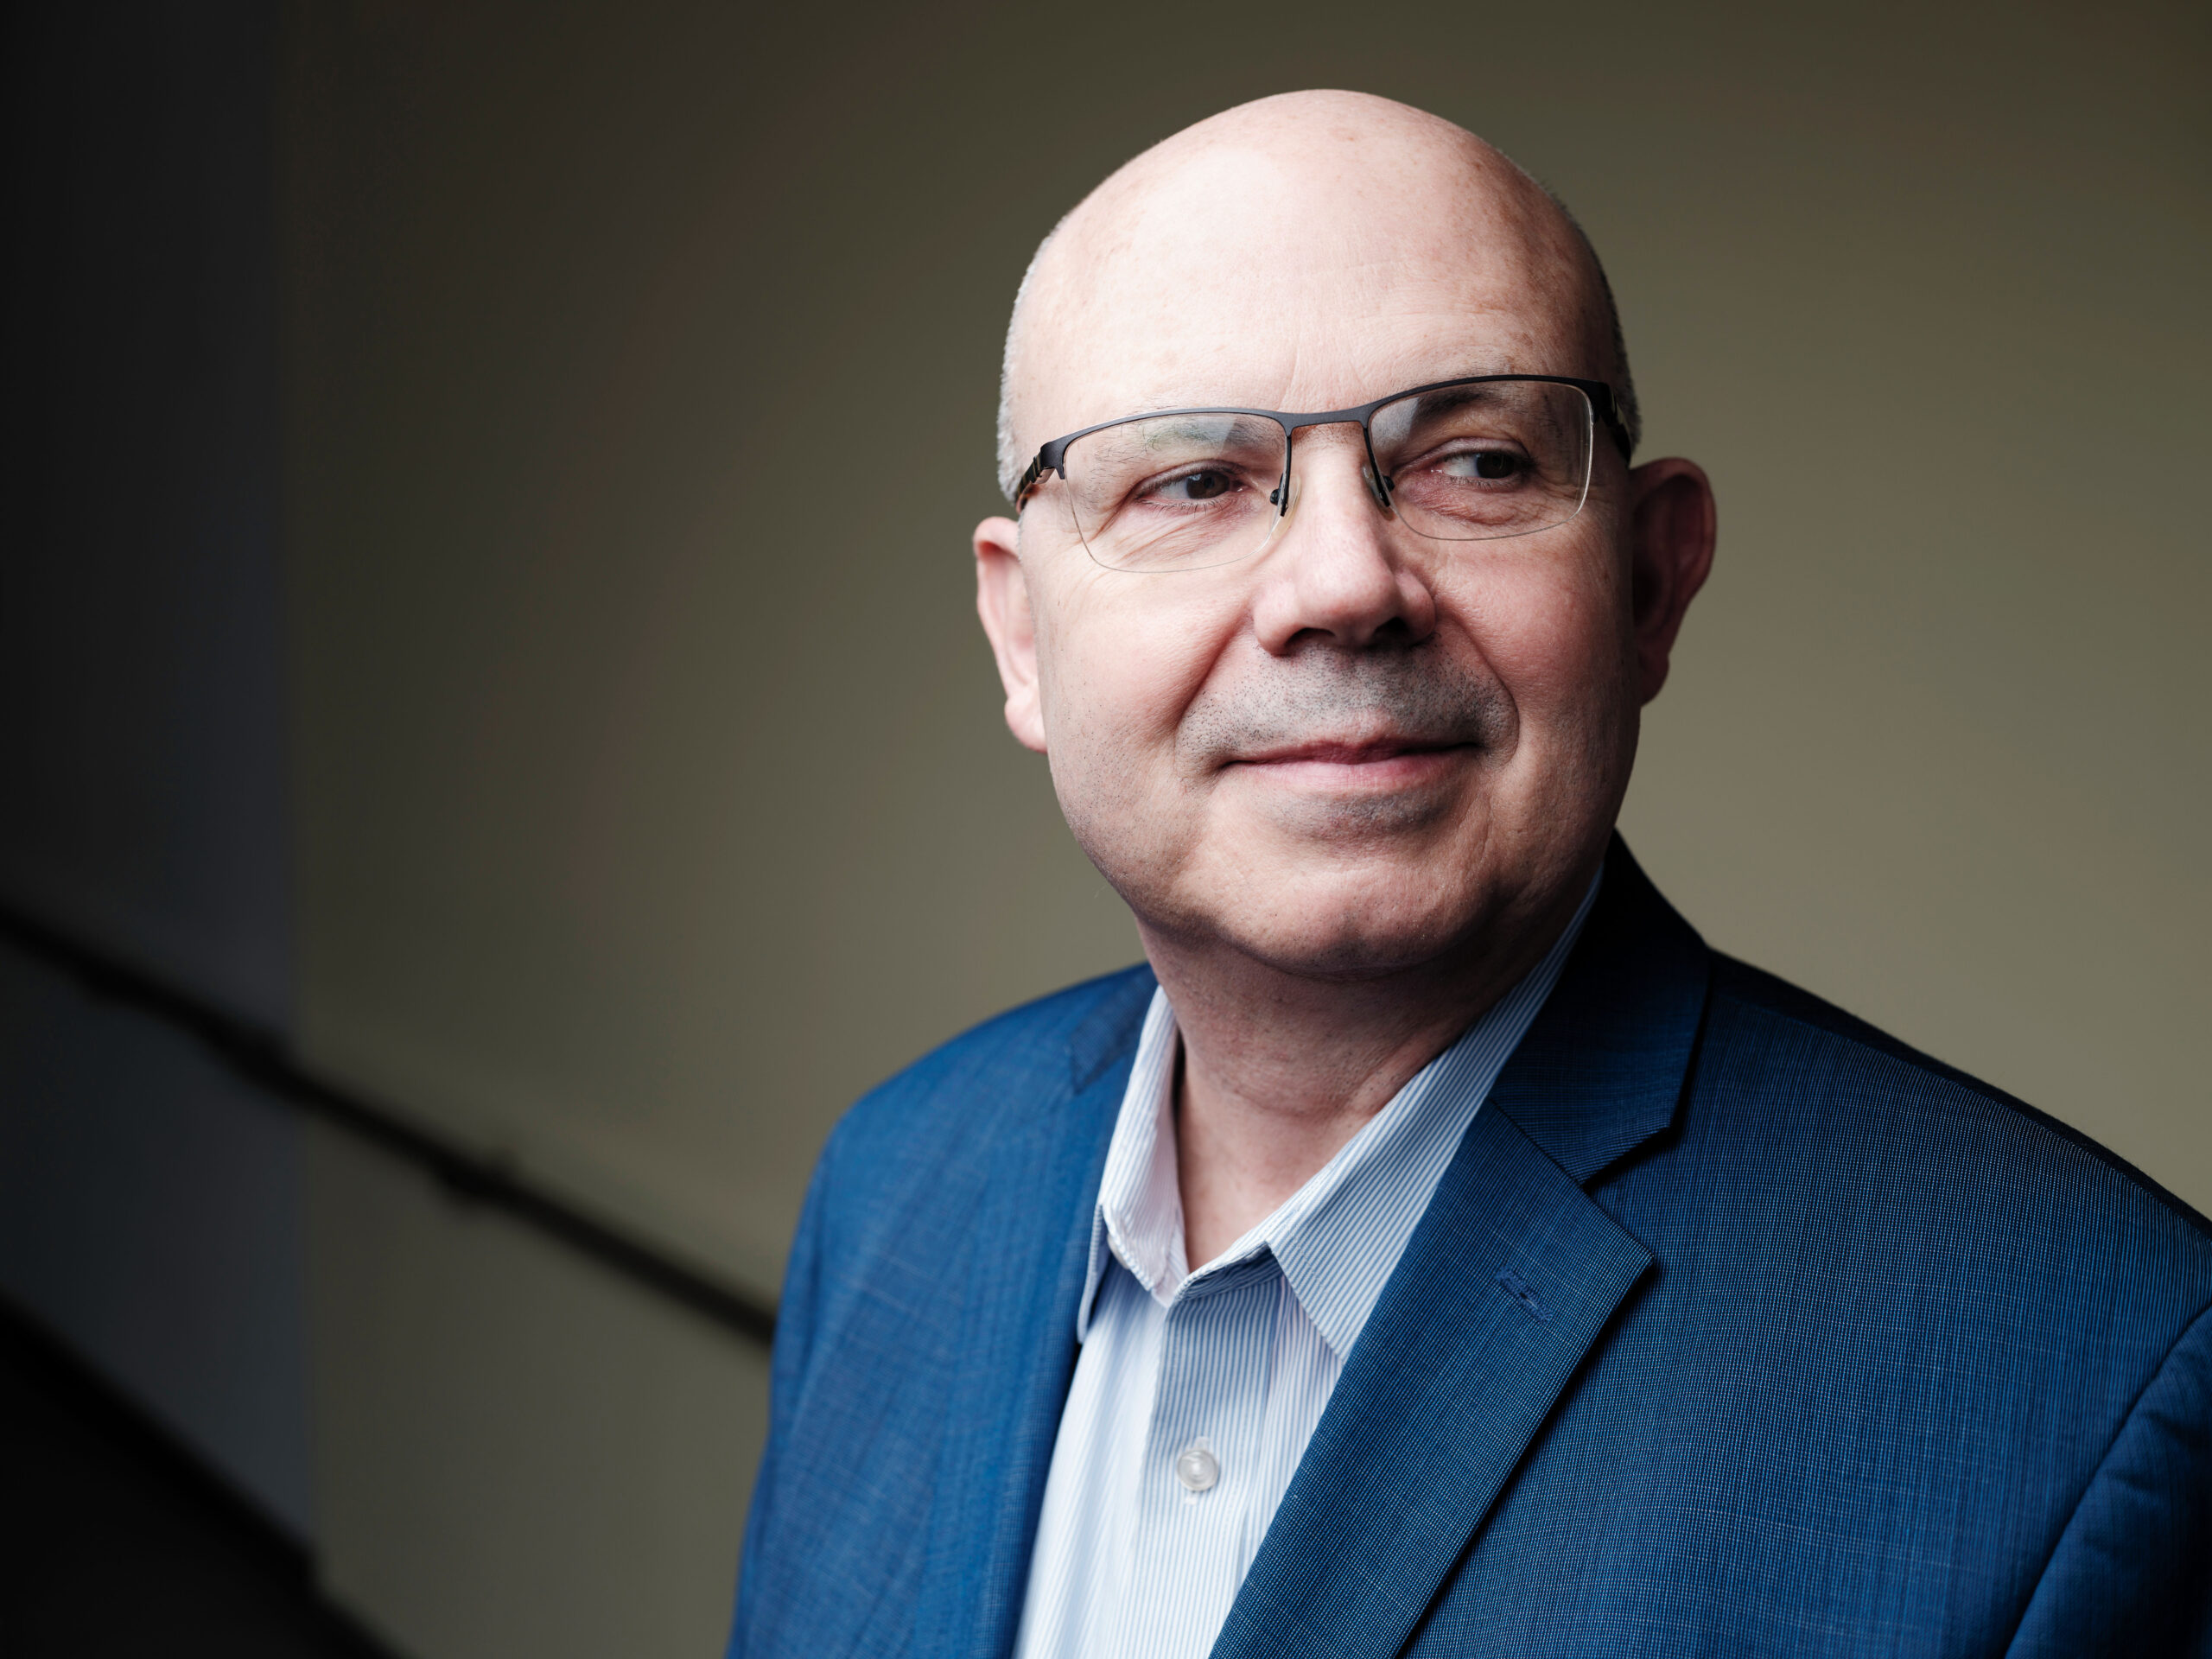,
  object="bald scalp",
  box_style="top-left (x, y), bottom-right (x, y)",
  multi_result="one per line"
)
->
top-left (995, 90), bottom-right (1638, 499)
